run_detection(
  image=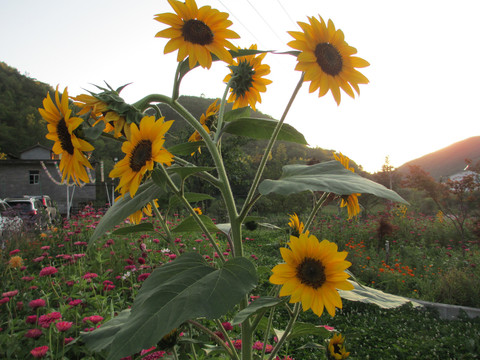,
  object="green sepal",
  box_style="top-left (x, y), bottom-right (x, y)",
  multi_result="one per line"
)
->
top-left (221, 117), bottom-right (308, 144)
top-left (83, 121), bottom-right (106, 141)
